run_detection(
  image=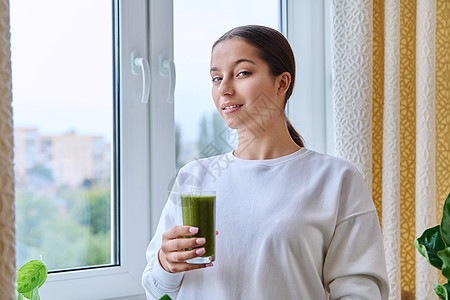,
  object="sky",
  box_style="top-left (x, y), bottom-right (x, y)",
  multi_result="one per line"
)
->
top-left (10, 0), bottom-right (279, 144)
top-left (10, 0), bottom-right (113, 140)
